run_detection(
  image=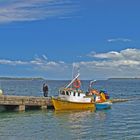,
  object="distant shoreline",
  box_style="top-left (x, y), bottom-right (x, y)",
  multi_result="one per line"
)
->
top-left (0, 77), bottom-right (140, 81)
top-left (108, 78), bottom-right (140, 80)
top-left (0, 77), bottom-right (44, 80)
